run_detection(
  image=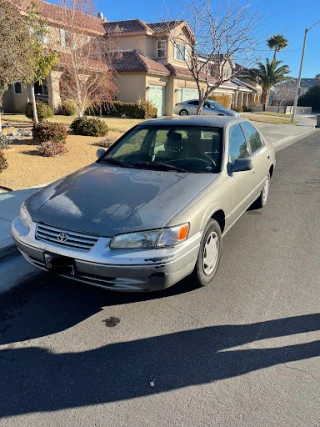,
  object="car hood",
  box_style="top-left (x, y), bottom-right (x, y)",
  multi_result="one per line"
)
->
top-left (26, 164), bottom-right (219, 236)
